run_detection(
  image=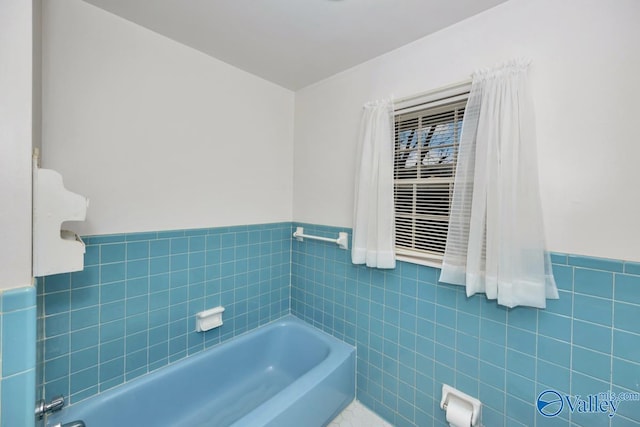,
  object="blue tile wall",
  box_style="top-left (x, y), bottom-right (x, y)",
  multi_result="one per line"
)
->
top-left (37, 223), bottom-right (290, 405)
top-left (290, 223), bottom-right (640, 427)
top-left (1, 286), bottom-right (37, 427)
top-left (35, 220), bottom-right (640, 426)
